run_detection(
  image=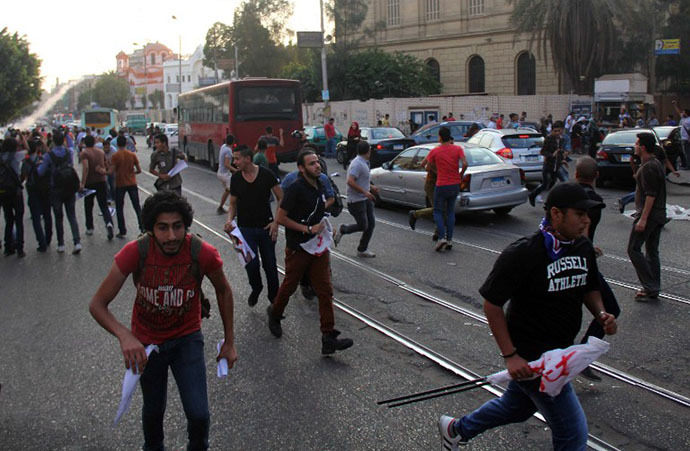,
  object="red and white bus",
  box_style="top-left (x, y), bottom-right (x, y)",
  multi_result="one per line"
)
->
top-left (179, 78), bottom-right (303, 168)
